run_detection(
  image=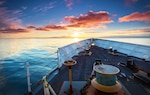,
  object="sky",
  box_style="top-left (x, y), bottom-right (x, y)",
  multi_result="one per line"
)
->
top-left (0, 0), bottom-right (150, 38)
